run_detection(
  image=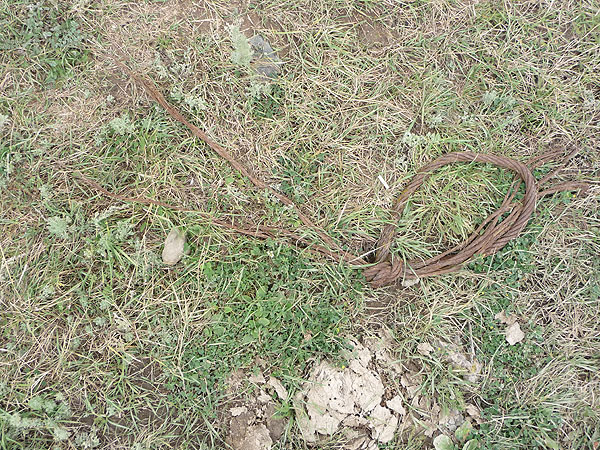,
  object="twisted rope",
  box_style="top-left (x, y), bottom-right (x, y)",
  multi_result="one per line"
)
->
top-left (71, 56), bottom-right (588, 287)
